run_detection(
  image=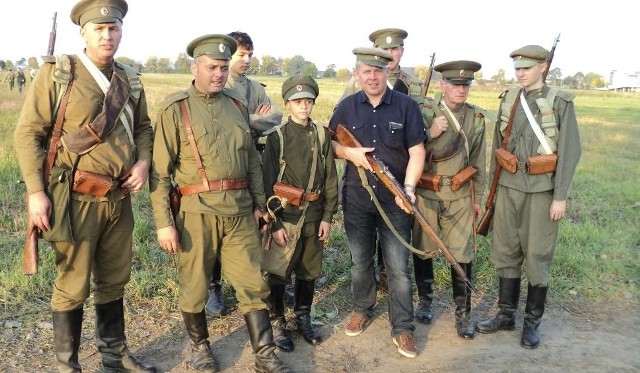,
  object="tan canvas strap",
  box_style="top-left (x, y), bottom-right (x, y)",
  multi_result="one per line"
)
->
top-left (440, 101), bottom-right (470, 158)
top-left (520, 92), bottom-right (553, 155)
top-left (178, 100), bottom-right (209, 192)
top-left (44, 56), bottom-right (76, 183)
